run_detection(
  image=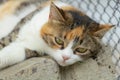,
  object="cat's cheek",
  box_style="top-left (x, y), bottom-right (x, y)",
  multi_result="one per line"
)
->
top-left (49, 52), bottom-right (64, 63)
top-left (49, 50), bottom-right (82, 66)
top-left (49, 53), bottom-right (69, 66)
